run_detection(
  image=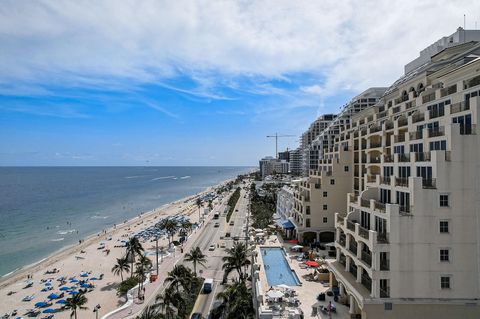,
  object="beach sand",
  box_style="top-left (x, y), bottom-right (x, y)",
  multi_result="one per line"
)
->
top-left (0, 182), bottom-right (228, 319)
